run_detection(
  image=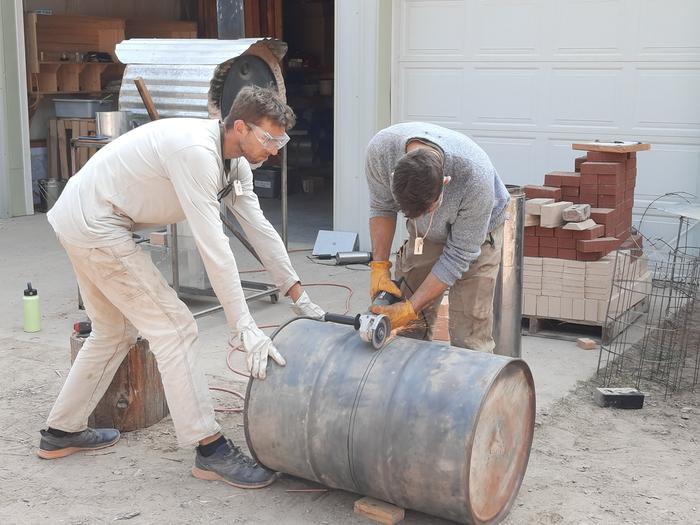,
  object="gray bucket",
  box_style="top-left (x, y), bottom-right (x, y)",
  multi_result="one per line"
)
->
top-left (245, 319), bottom-right (536, 525)
top-left (38, 178), bottom-right (67, 212)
